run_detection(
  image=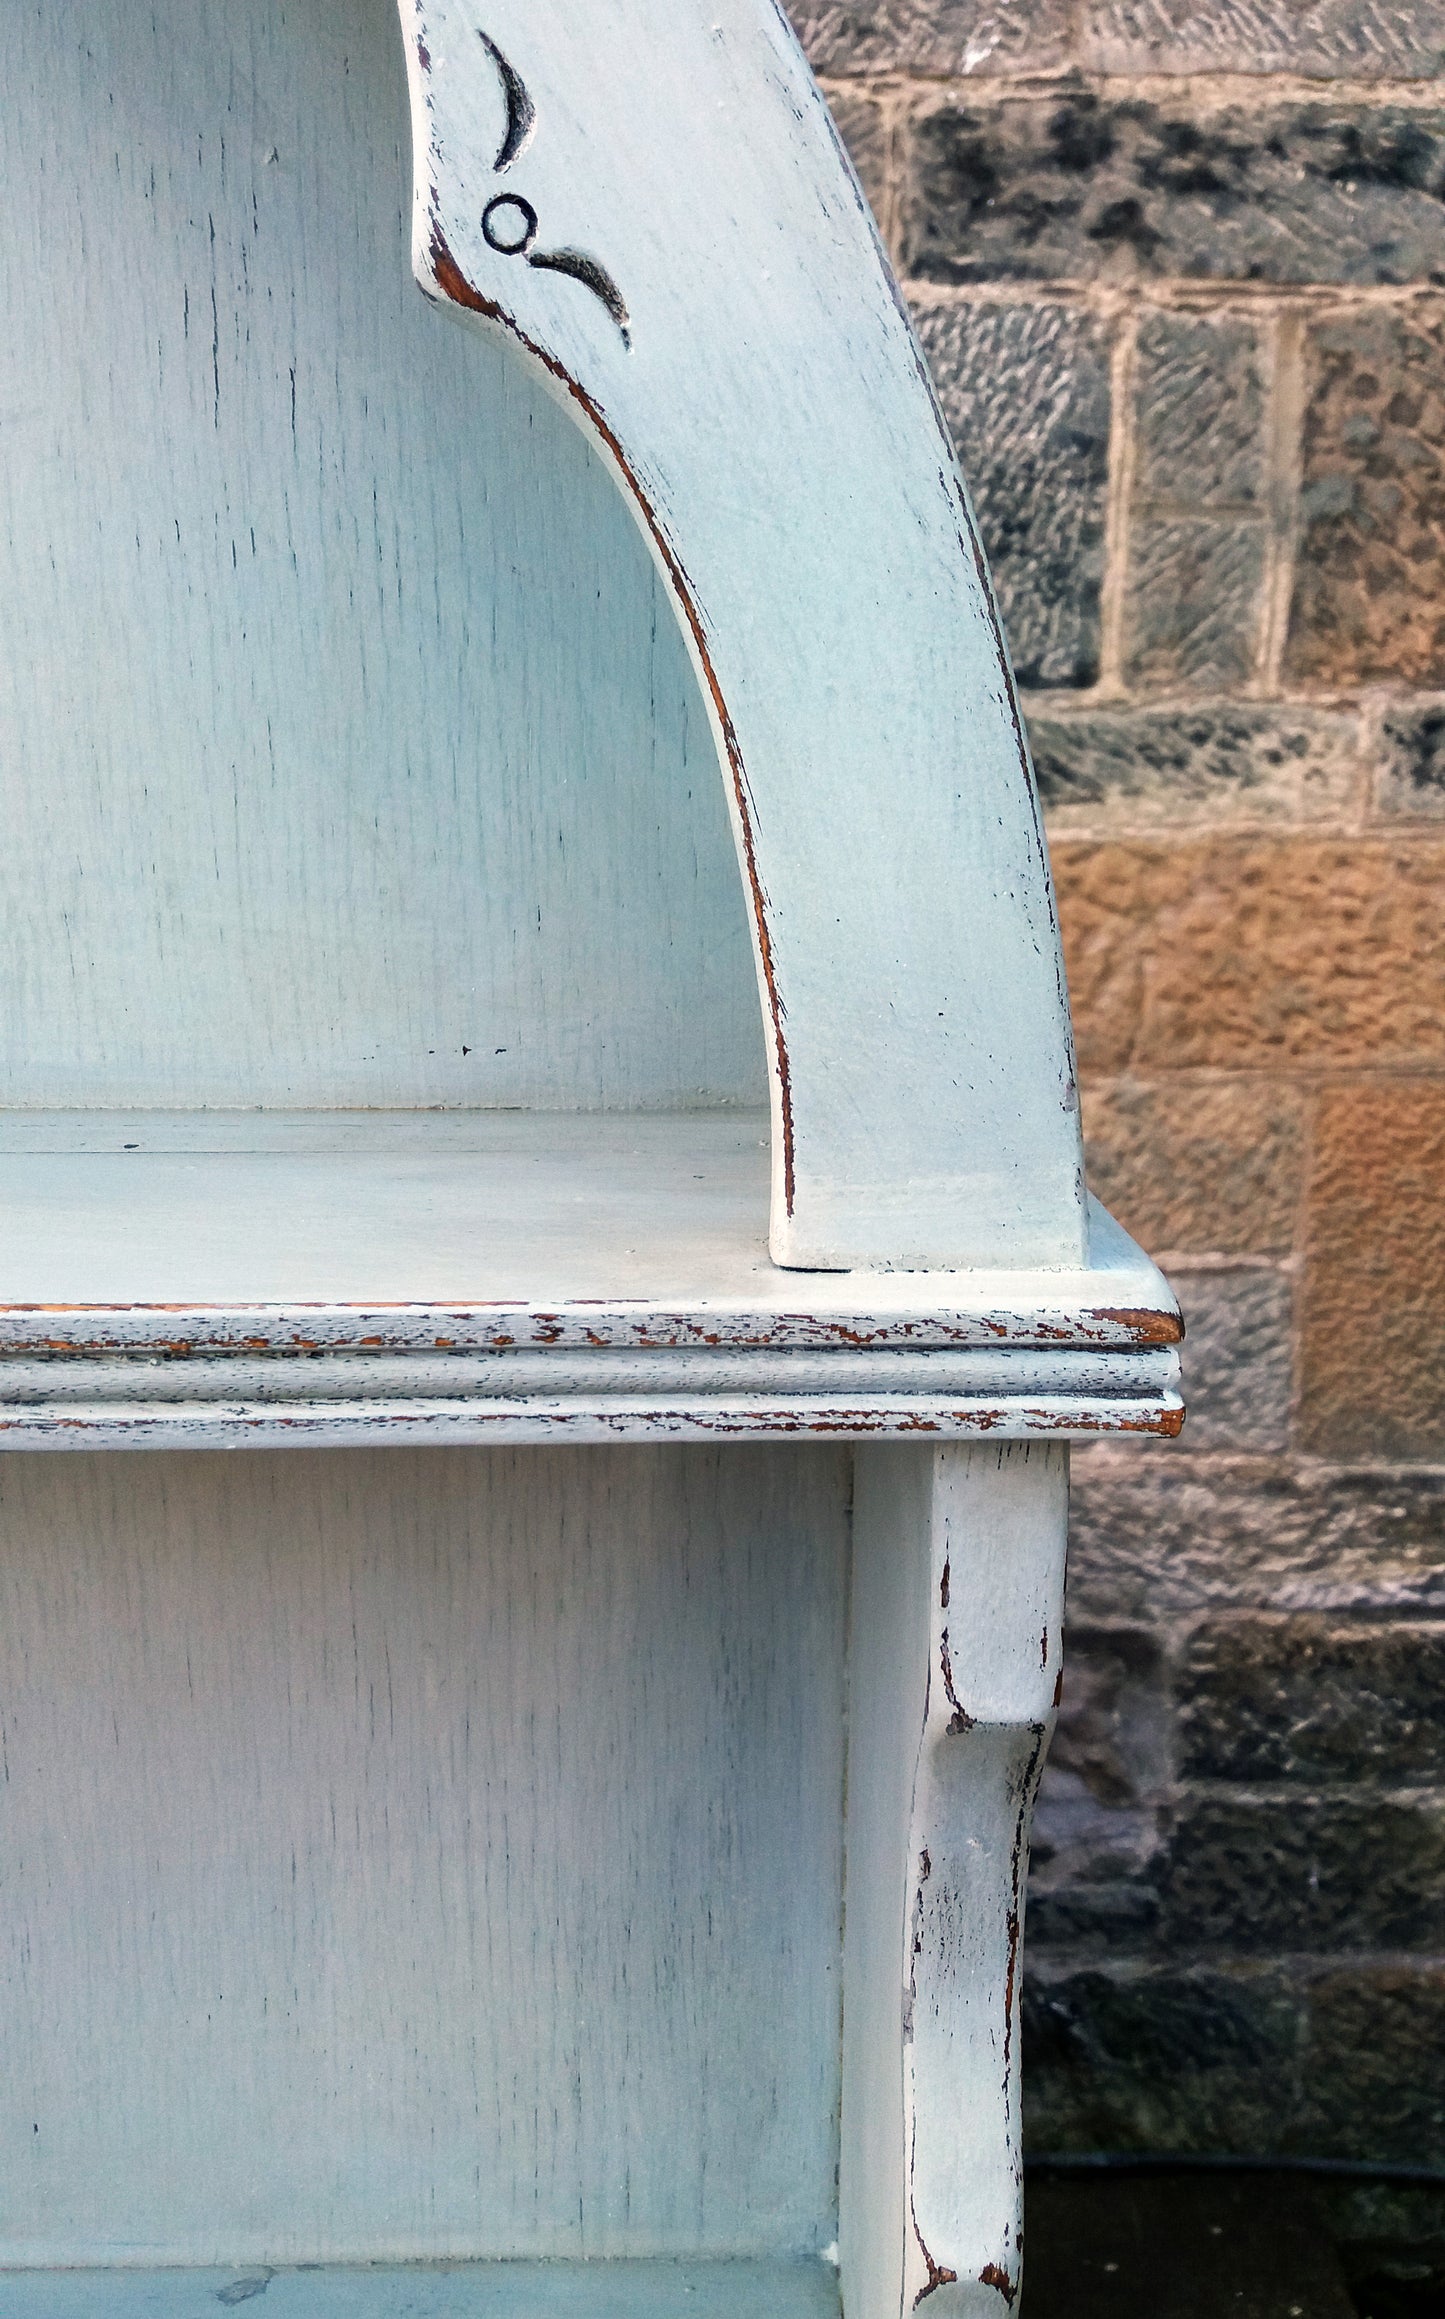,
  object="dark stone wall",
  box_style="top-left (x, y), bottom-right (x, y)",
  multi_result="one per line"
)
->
top-left (787, 0), bottom-right (1445, 2231)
